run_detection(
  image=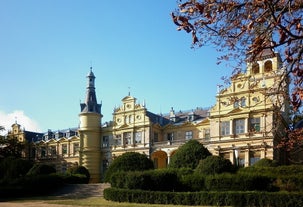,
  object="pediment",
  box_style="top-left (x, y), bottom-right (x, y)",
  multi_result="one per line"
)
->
top-left (68, 136), bottom-right (80, 141)
top-left (226, 107), bottom-right (244, 114)
top-left (47, 138), bottom-right (58, 144)
top-left (122, 95), bottom-right (136, 102)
